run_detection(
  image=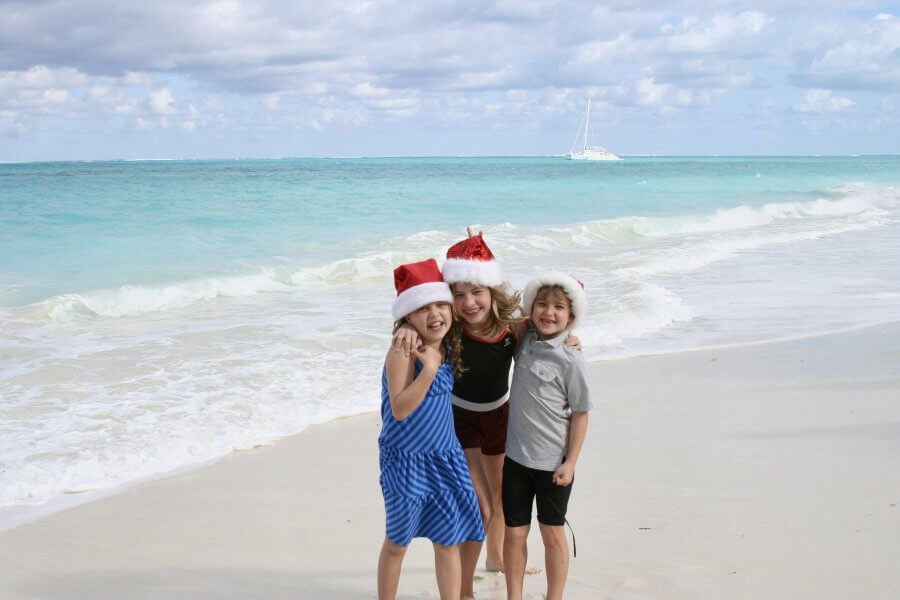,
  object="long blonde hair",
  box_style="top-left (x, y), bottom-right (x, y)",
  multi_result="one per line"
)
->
top-left (452, 282), bottom-right (525, 338)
